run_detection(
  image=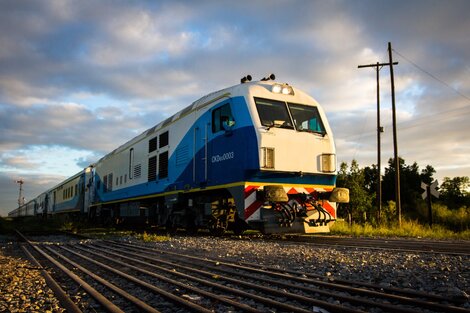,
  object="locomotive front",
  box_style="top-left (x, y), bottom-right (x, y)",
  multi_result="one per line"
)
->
top-left (240, 80), bottom-right (349, 233)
